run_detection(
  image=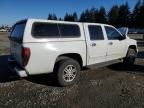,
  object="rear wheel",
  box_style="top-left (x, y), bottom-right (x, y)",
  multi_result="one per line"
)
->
top-left (56, 58), bottom-right (81, 87)
top-left (123, 48), bottom-right (137, 65)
